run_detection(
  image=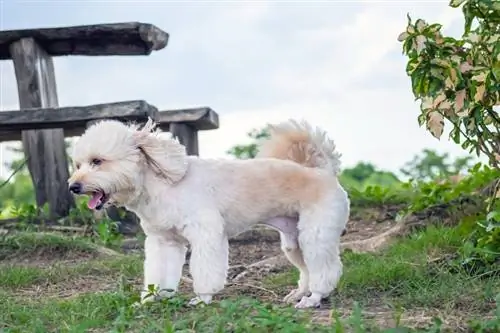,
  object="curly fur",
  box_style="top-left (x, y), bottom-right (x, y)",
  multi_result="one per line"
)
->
top-left (68, 117), bottom-right (350, 309)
